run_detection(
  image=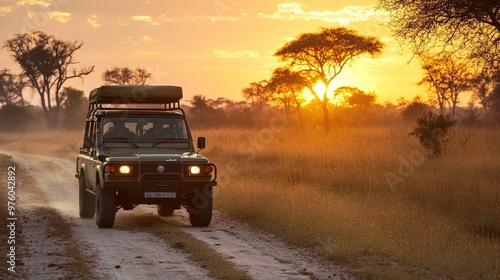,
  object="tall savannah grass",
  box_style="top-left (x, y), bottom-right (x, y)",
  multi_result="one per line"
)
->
top-left (1, 125), bottom-right (499, 278)
top-left (0, 130), bottom-right (81, 160)
top-left (194, 125), bottom-right (500, 279)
